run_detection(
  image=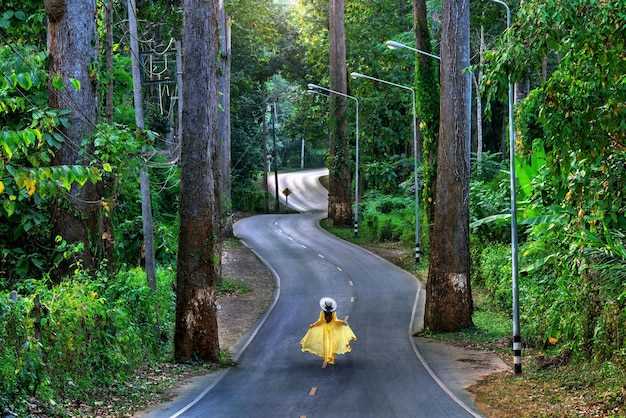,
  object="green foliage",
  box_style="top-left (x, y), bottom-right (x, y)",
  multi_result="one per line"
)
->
top-left (0, 45), bottom-right (106, 282)
top-left (475, 243), bottom-right (513, 311)
top-left (474, 0), bottom-right (625, 362)
top-left (0, 1), bottom-right (46, 44)
top-left (359, 193), bottom-right (415, 243)
top-left (0, 267), bottom-right (175, 414)
top-left (363, 156), bottom-right (414, 195)
top-left (469, 152), bottom-right (510, 243)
